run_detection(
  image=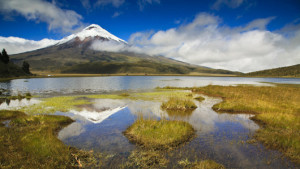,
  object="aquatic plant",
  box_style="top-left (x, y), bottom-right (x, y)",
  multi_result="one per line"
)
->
top-left (123, 117), bottom-right (195, 150)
